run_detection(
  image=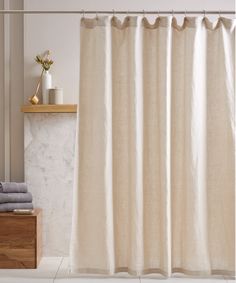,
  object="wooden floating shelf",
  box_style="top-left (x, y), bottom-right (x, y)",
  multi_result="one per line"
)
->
top-left (21, 104), bottom-right (78, 113)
